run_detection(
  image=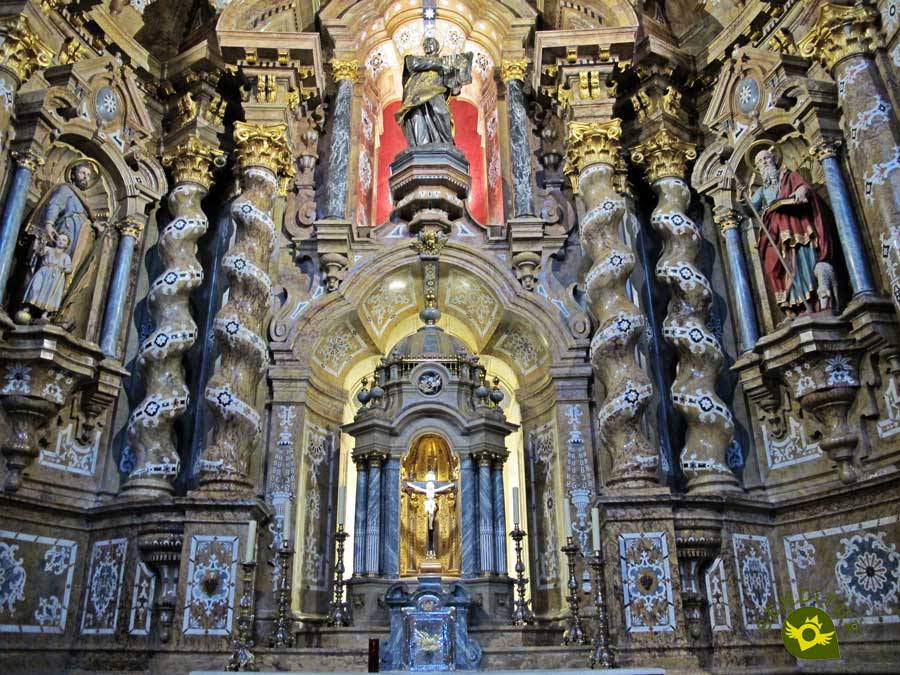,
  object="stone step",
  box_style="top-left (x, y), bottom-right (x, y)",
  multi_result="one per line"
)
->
top-left (193, 669), bottom-right (663, 675)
